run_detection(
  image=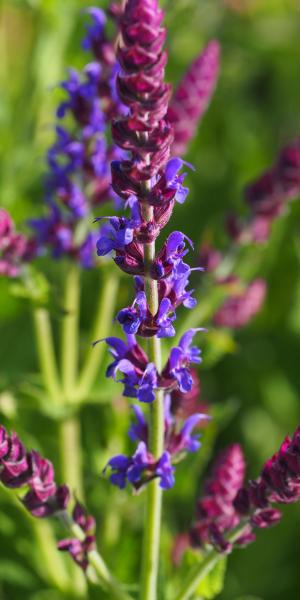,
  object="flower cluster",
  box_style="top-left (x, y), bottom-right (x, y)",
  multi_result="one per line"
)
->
top-left (167, 41), bottom-right (220, 157)
top-left (0, 209), bottom-right (36, 277)
top-left (30, 7), bottom-right (124, 268)
top-left (228, 135), bottom-right (300, 244)
top-left (0, 424), bottom-right (95, 572)
top-left (106, 396), bottom-right (208, 491)
top-left (104, 328), bottom-right (203, 404)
